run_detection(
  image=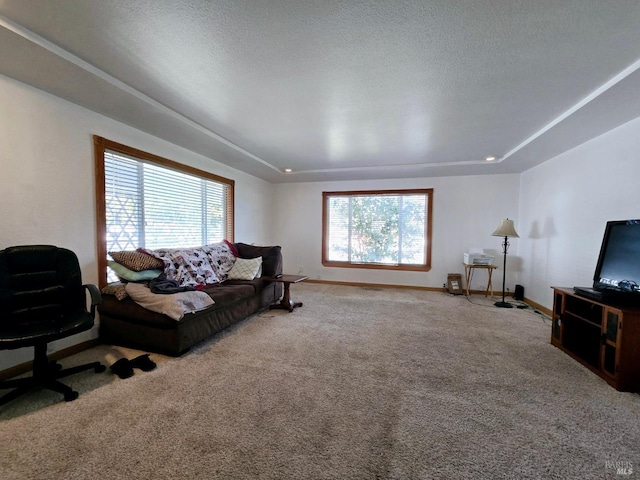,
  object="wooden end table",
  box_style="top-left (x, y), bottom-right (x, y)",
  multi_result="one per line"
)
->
top-left (463, 263), bottom-right (497, 298)
top-left (266, 274), bottom-right (309, 312)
